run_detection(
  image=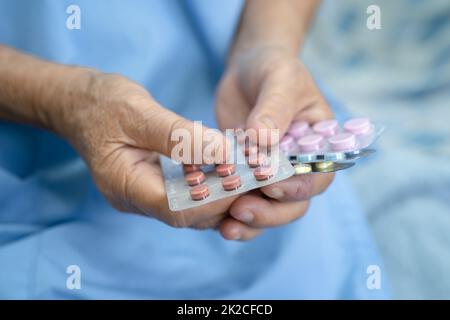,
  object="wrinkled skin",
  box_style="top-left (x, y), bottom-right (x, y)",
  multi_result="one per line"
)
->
top-left (215, 47), bottom-right (335, 239)
top-left (57, 48), bottom-right (334, 240)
